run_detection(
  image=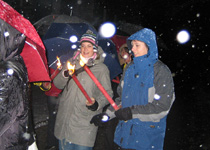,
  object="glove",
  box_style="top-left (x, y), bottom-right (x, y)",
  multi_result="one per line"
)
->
top-left (63, 69), bottom-right (69, 78)
top-left (115, 107), bottom-right (132, 121)
top-left (86, 101), bottom-right (98, 111)
top-left (39, 82), bottom-right (51, 91)
top-left (90, 113), bottom-right (110, 126)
